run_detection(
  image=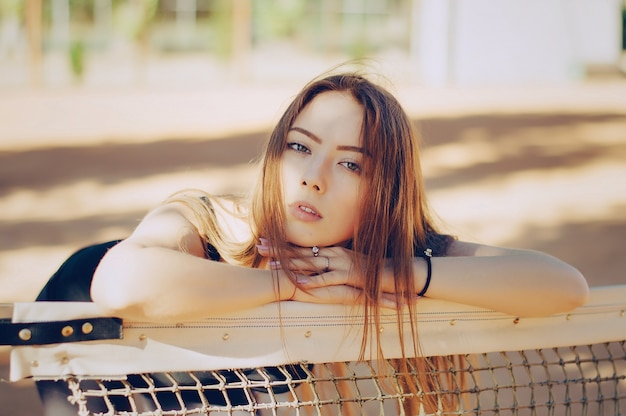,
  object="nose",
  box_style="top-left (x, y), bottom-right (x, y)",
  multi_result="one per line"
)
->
top-left (301, 157), bottom-right (327, 193)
